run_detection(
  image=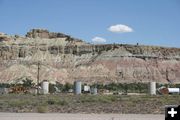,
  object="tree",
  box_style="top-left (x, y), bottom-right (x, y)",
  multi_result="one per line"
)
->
top-left (22, 79), bottom-right (35, 88)
top-left (63, 83), bottom-right (73, 92)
